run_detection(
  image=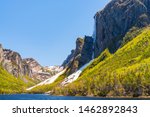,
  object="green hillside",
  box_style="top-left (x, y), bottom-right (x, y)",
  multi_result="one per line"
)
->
top-left (0, 66), bottom-right (37, 94)
top-left (52, 27), bottom-right (150, 97)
